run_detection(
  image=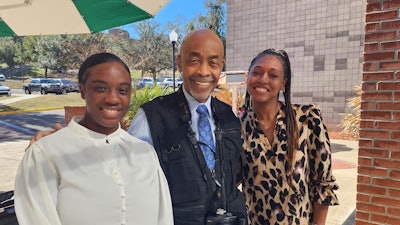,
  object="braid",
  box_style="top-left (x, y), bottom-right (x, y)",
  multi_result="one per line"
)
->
top-left (244, 91), bottom-right (251, 110)
top-left (246, 48), bottom-right (298, 185)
